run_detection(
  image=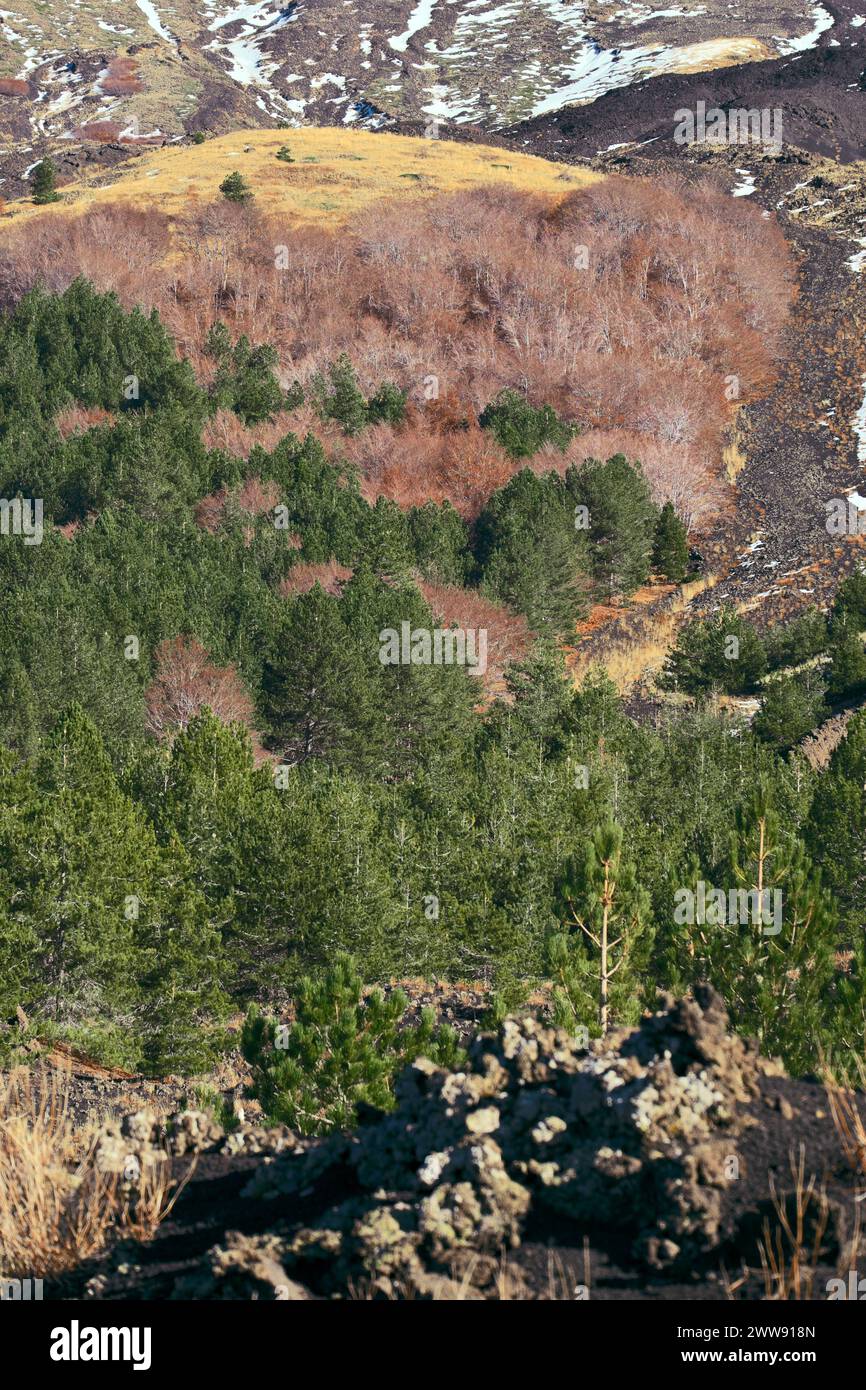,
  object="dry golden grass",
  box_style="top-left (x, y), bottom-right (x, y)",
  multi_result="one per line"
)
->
top-left (723, 433), bottom-right (748, 485)
top-left (0, 1068), bottom-right (192, 1280)
top-left (724, 1146), bottom-right (862, 1301)
top-left (566, 573), bottom-right (718, 694)
top-left (825, 1059), bottom-right (866, 1178)
top-left (3, 128), bottom-right (600, 240)
top-left (755, 1151), bottom-right (831, 1301)
top-left (650, 34), bottom-right (773, 76)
